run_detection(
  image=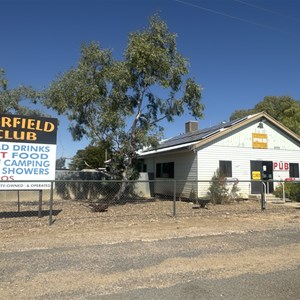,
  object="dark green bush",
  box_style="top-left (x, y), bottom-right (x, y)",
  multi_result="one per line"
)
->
top-left (273, 182), bottom-right (300, 202)
top-left (289, 182), bottom-right (300, 202)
